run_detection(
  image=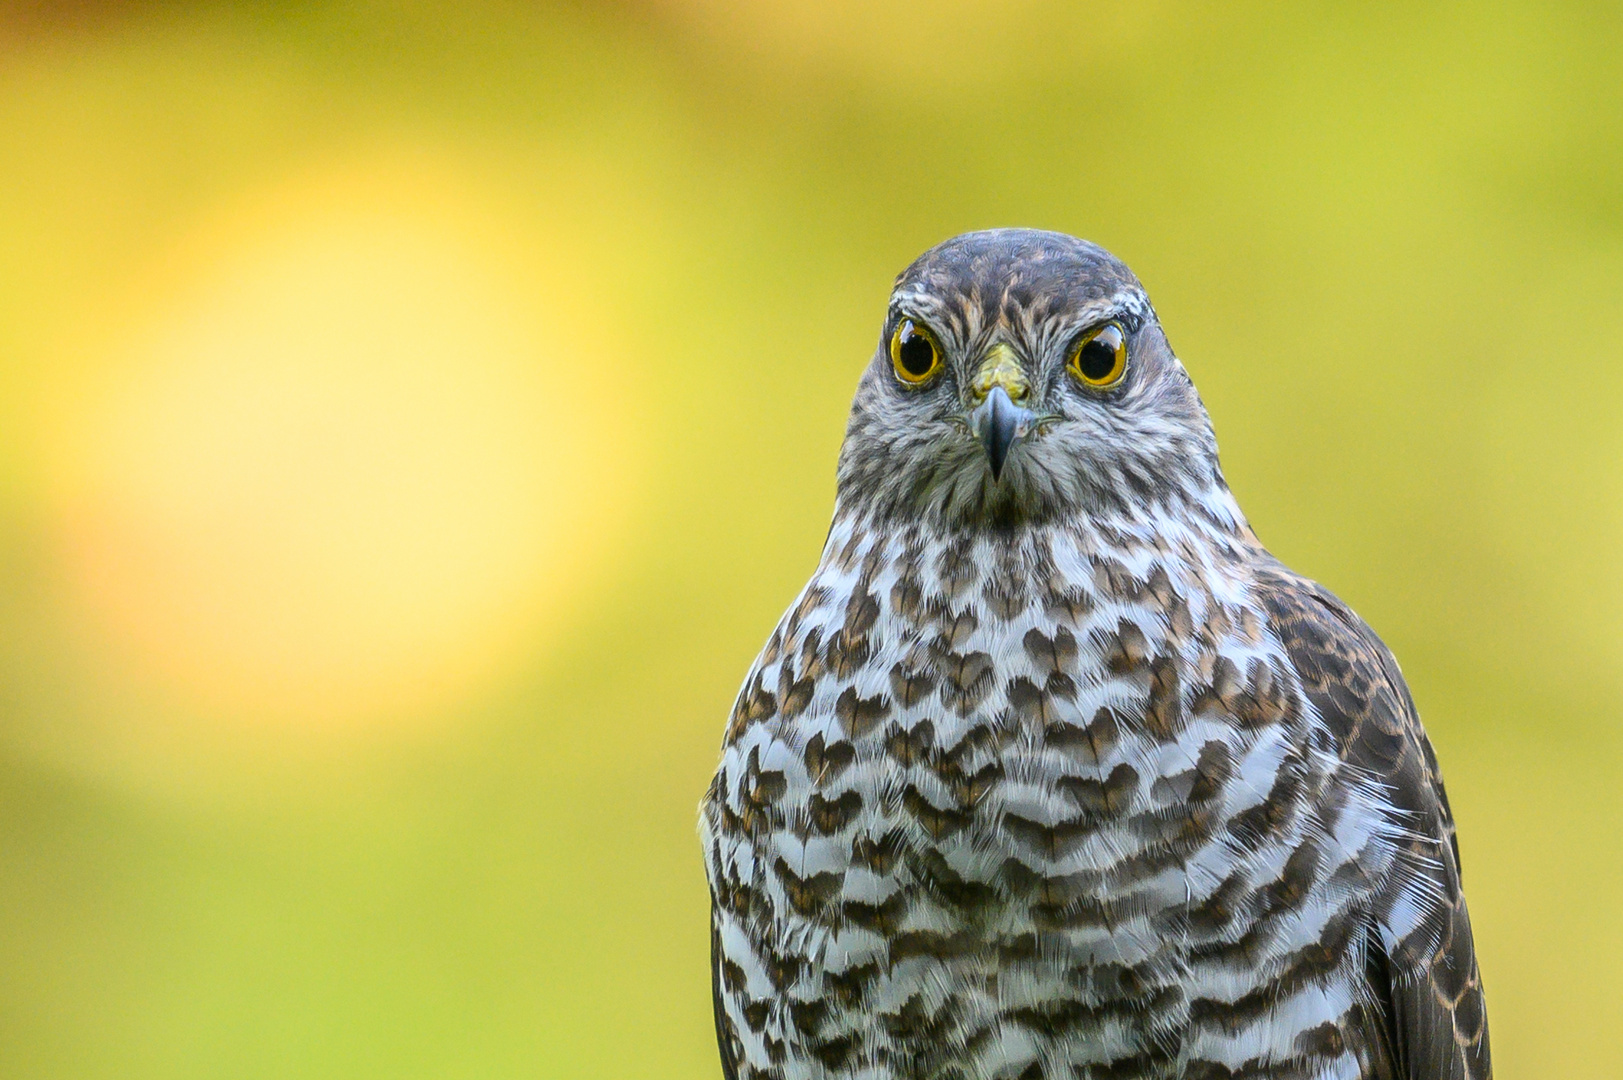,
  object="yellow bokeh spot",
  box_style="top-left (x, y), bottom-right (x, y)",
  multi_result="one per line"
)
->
top-left (41, 157), bottom-right (637, 736)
